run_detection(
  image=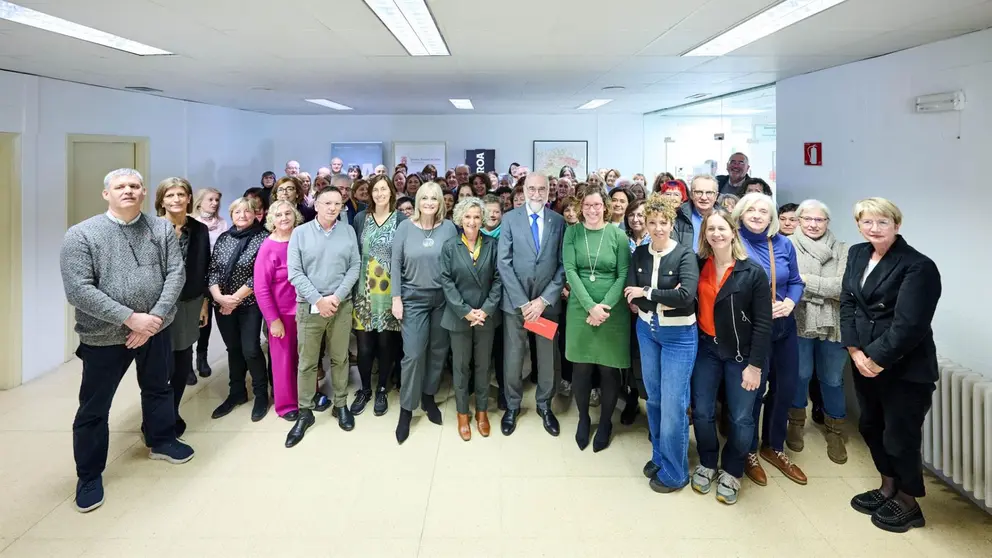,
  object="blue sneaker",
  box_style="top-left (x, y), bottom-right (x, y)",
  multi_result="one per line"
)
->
top-left (149, 439), bottom-right (195, 464)
top-left (75, 477), bottom-right (105, 513)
